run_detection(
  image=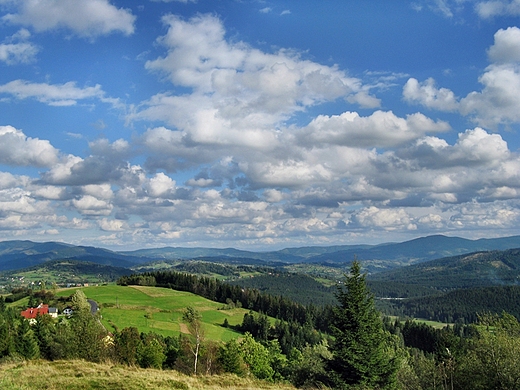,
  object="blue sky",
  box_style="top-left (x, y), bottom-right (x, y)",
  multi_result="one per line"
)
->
top-left (1, 0), bottom-right (520, 250)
